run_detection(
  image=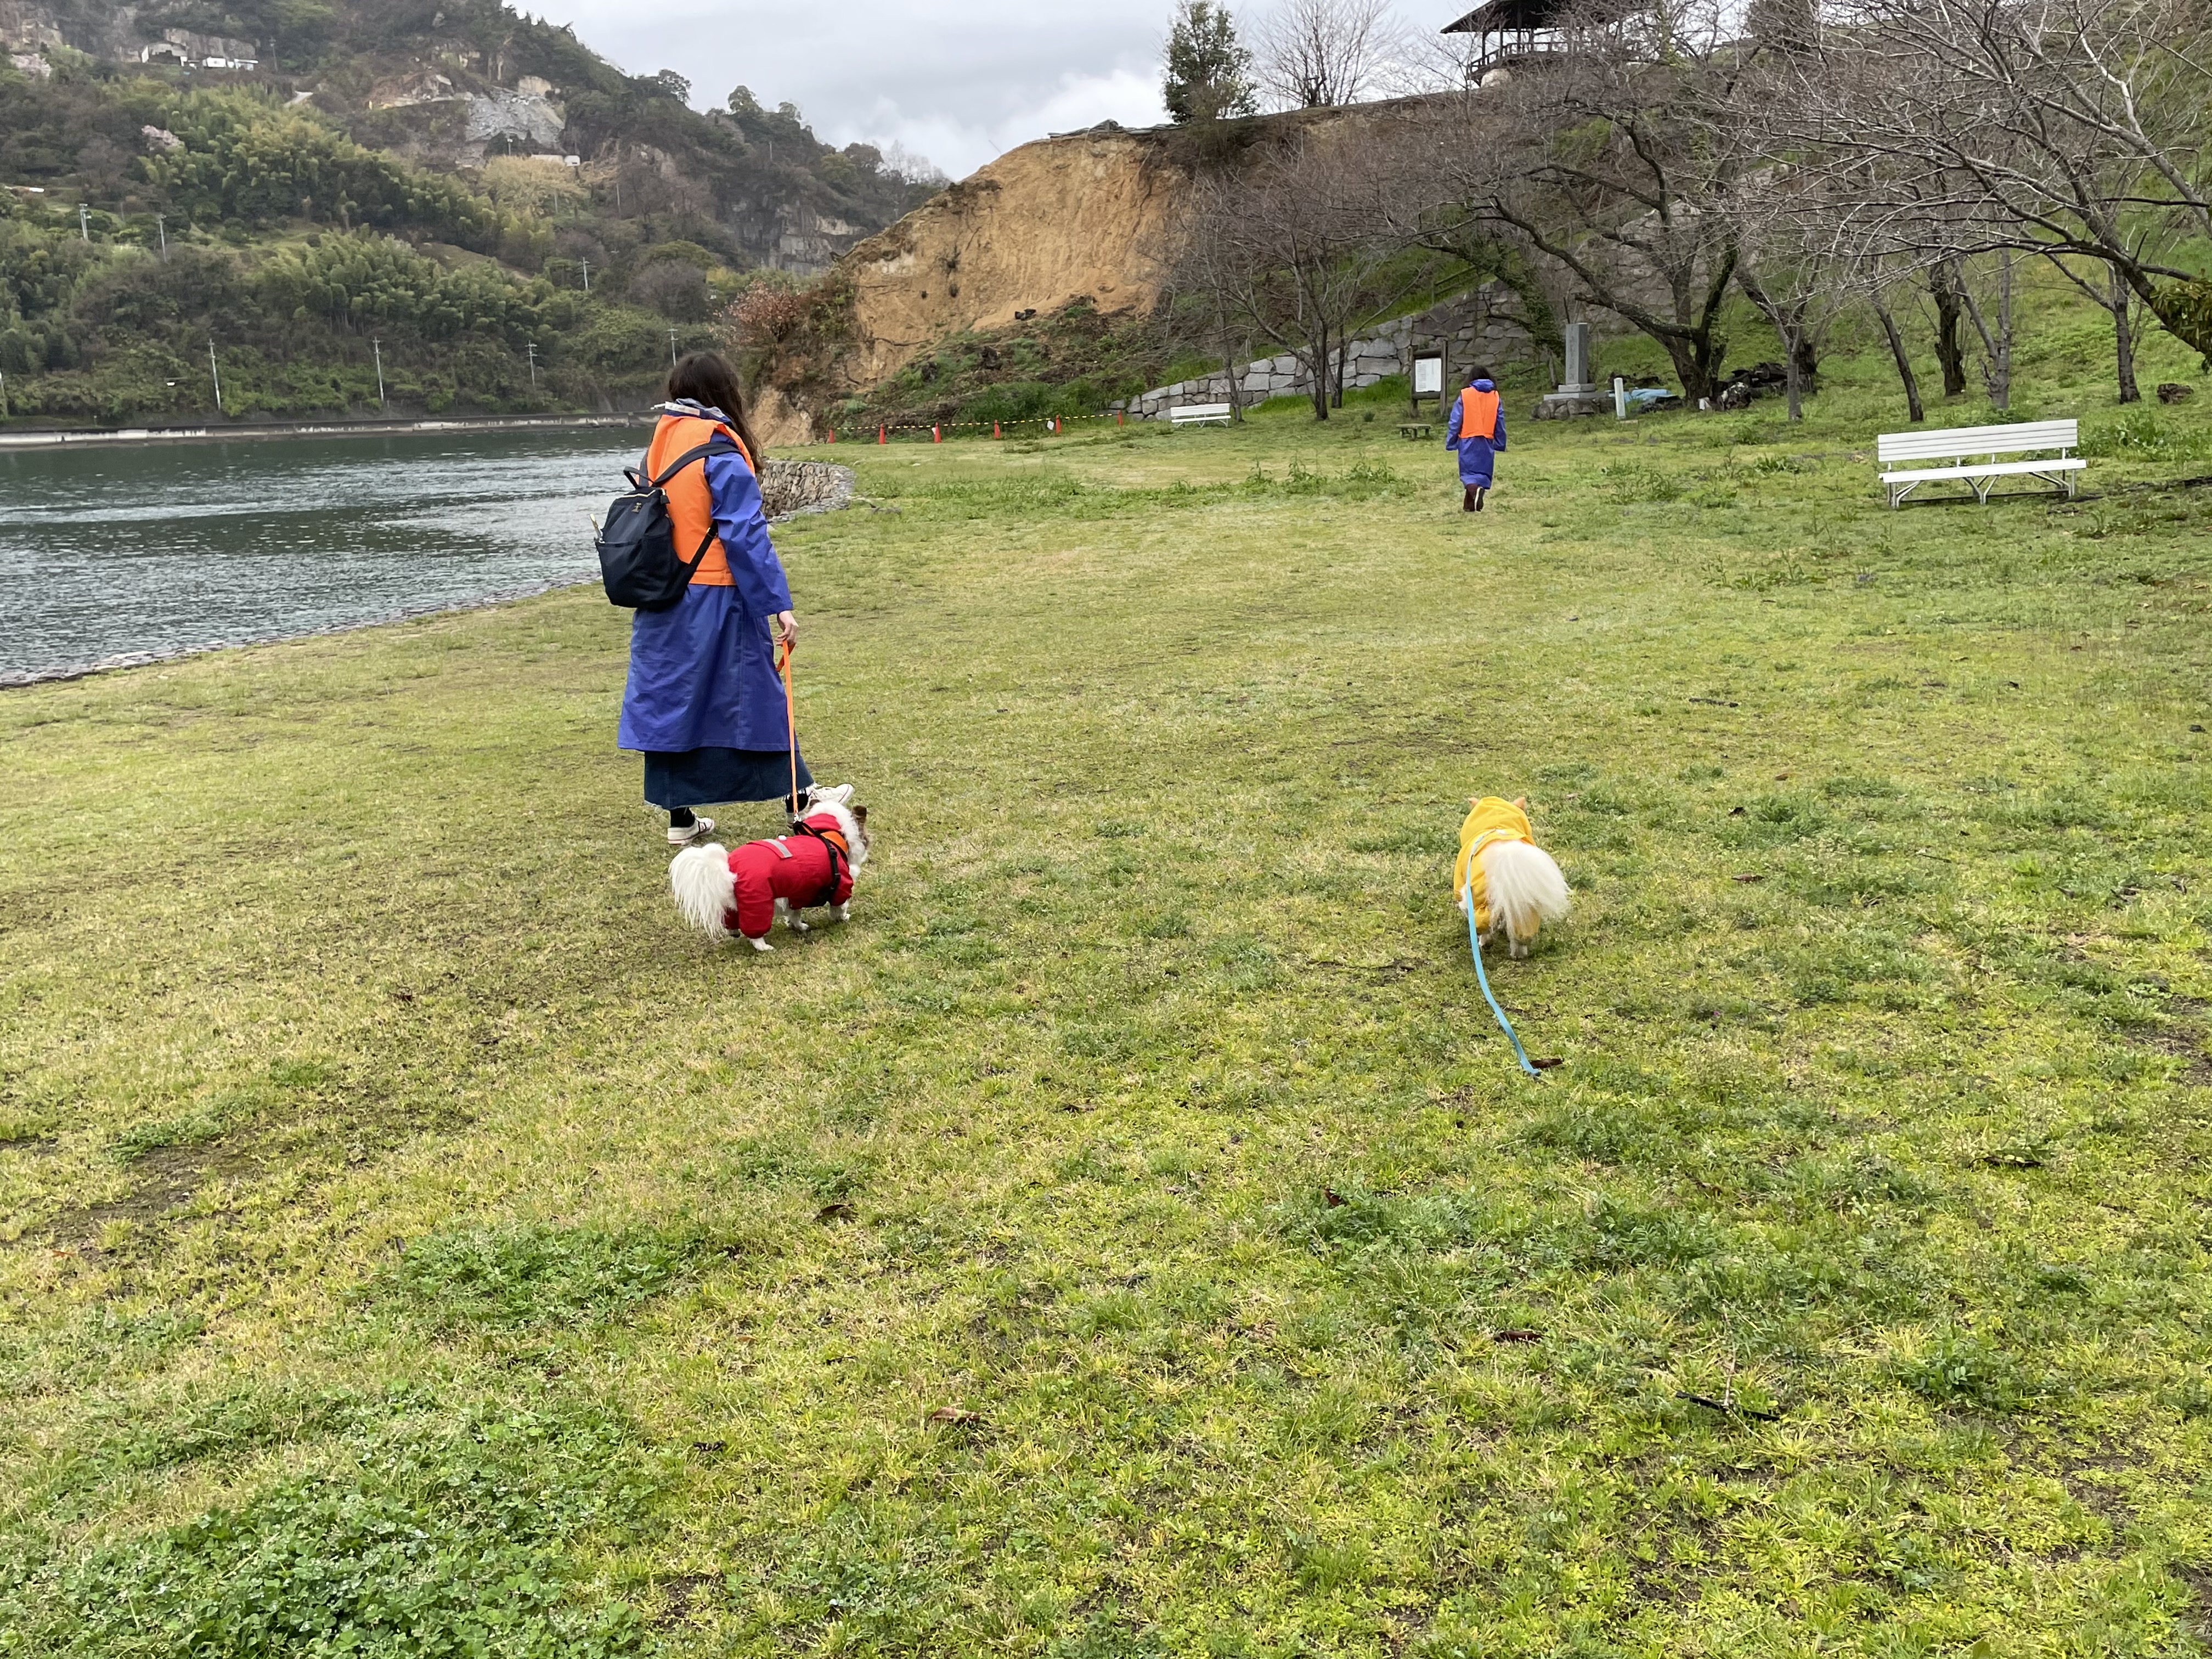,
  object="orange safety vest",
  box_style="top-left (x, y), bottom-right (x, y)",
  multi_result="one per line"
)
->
top-left (1458, 385), bottom-right (1501, 442)
top-left (642, 411), bottom-right (757, 588)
